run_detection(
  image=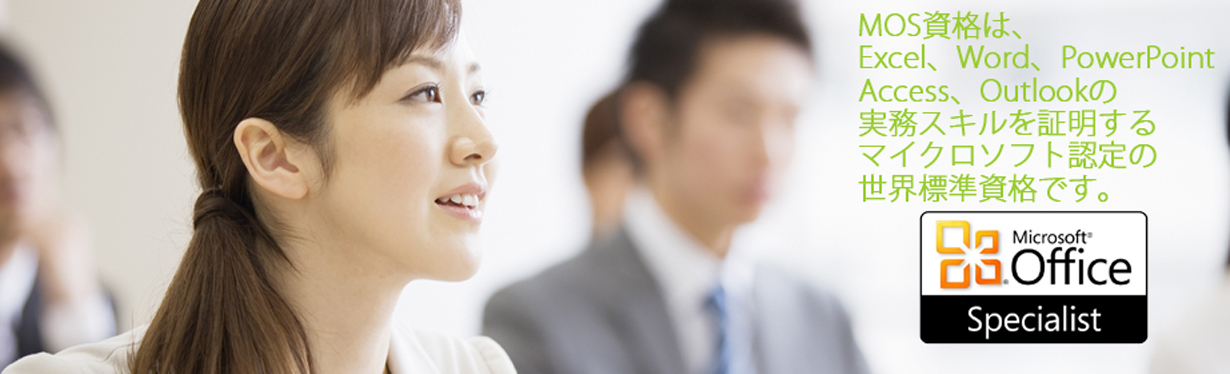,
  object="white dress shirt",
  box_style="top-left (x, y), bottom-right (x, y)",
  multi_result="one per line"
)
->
top-left (0, 244), bottom-right (38, 366)
top-left (1, 321), bottom-right (516, 374)
top-left (0, 242), bottom-right (115, 367)
top-left (624, 186), bottom-right (757, 374)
